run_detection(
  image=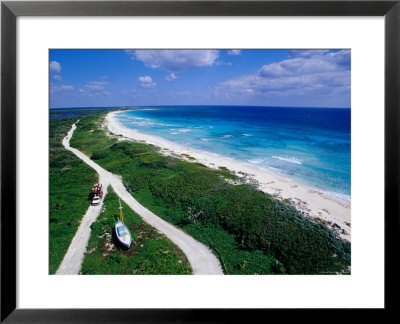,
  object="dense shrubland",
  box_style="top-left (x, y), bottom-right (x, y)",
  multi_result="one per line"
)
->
top-left (80, 187), bottom-right (192, 275)
top-left (50, 114), bottom-right (192, 275)
top-left (49, 118), bottom-right (98, 274)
